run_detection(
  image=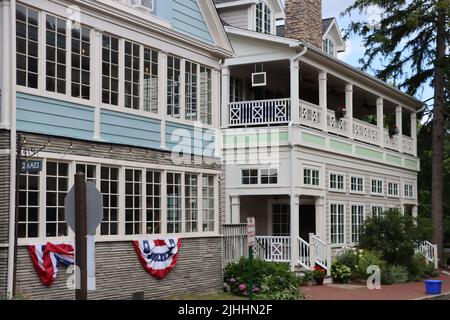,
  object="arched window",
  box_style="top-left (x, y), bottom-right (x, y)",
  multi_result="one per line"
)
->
top-left (323, 38), bottom-right (336, 56)
top-left (256, 2), bottom-right (272, 34)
